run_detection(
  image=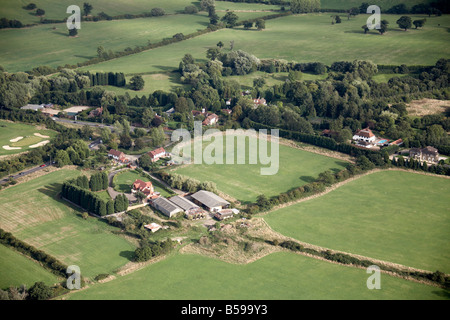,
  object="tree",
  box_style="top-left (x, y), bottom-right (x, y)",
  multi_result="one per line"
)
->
top-left (142, 108), bottom-right (155, 128)
top-left (28, 282), bottom-right (52, 300)
top-left (150, 8), bottom-right (165, 16)
top-left (201, 0), bottom-right (215, 12)
top-left (253, 77), bottom-right (266, 88)
top-left (36, 8), bottom-right (45, 16)
top-left (335, 15), bottom-right (341, 24)
top-left (243, 21), bottom-right (253, 30)
top-left (149, 126), bottom-right (165, 147)
top-left (130, 75), bottom-right (144, 91)
top-left (83, 3), bottom-right (93, 16)
top-left (217, 41), bottom-right (224, 49)
top-left (221, 11), bottom-right (239, 27)
top-left (69, 28), bottom-right (78, 37)
top-left (378, 20), bottom-right (389, 35)
top-left (119, 133), bottom-right (132, 149)
top-left (413, 19), bottom-right (426, 29)
top-left (396, 16), bottom-right (412, 31)
top-left (55, 150), bottom-right (71, 167)
top-left (25, 3), bottom-right (37, 10)
top-left (184, 5), bottom-right (198, 14)
top-left (255, 19), bottom-right (265, 31)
